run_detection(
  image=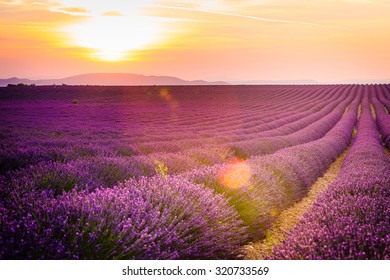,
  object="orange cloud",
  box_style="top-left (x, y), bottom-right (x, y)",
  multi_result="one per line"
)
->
top-left (102, 11), bottom-right (123, 17)
top-left (0, 0), bottom-right (23, 5)
top-left (56, 7), bottom-right (90, 14)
